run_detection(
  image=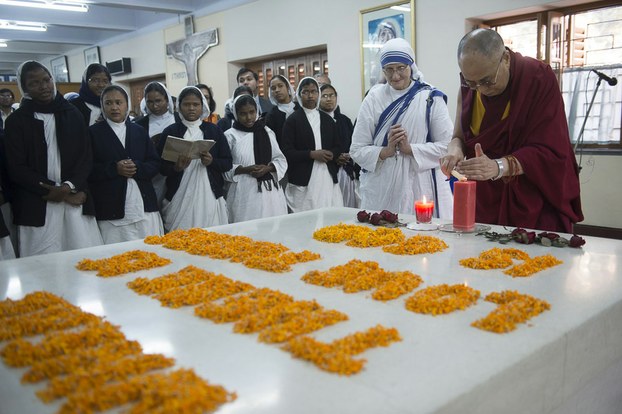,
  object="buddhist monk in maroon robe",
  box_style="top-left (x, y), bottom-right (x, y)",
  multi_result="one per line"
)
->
top-left (441, 29), bottom-right (583, 233)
